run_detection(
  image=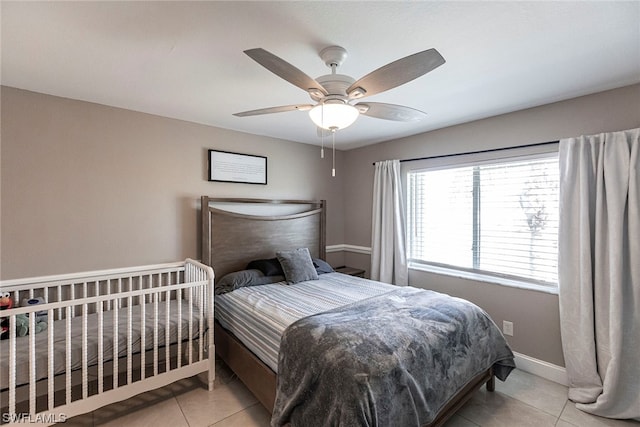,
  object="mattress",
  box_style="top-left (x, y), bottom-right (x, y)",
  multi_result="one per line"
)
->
top-left (1, 299), bottom-right (203, 390)
top-left (214, 272), bottom-right (394, 372)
